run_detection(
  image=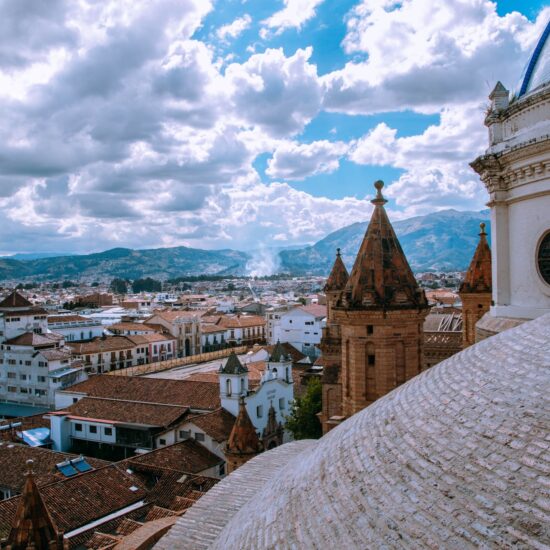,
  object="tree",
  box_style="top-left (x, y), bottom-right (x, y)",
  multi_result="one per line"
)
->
top-left (285, 377), bottom-right (322, 440)
top-left (91, 281), bottom-right (100, 287)
top-left (132, 277), bottom-right (162, 293)
top-left (110, 278), bottom-right (128, 294)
